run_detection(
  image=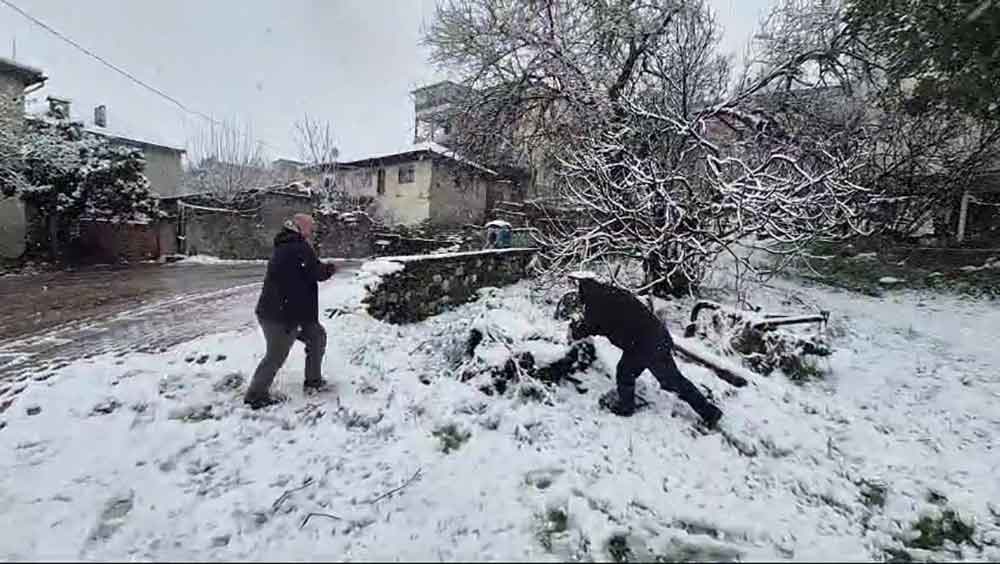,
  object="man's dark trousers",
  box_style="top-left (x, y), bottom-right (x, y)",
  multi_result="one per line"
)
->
top-left (245, 318), bottom-right (326, 400)
top-left (615, 339), bottom-right (714, 419)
